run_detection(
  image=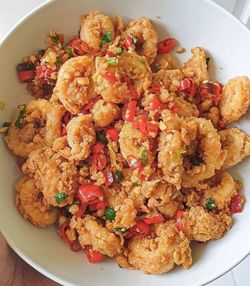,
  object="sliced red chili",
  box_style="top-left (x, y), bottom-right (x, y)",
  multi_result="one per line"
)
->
top-left (148, 99), bottom-right (160, 111)
top-left (168, 101), bottom-right (180, 114)
top-left (179, 77), bottom-right (196, 97)
top-left (92, 153), bottom-right (107, 170)
top-left (127, 155), bottom-right (142, 171)
top-left (59, 222), bottom-right (72, 245)
top-left (143, 214), bottom-right (165, 225)
top-left (218, 120), bottom-right (226, 129)
top-left (106, 128), bottom-right (119, 141)
top-left (82, 95), bottom-right (102, 112)
top-left (122, 100), bottom-right (137, 122)
top-left (75, 204), bottom-right (86, 218)
top-left (230, 195), bottom-right (244, 213)
top-left (106, 50), bottom-right (116, 57)
top-left (77, 184), bottom-right (103, 205)
top-left (199, 81), bottom-right (223, 103)
top-left (157, 38), bottom-right (175, 54)
top-left (149, 83), bottom-right (161, 93)
top-left (70, 239), bottom-right (82, 252)
top-left (70, 38), bottom-right (84, 56)
top-left (17, 70), bottom-right (35, 83)
top-left (124, 36), bottom-right (134, 50)
top-left (175, 210), bottom-right (185, 233)
top-left (61, 126), bottom-right (67, 136)
top-left (103, 72), bottom-right (117, 84)
top-left (127, 222), bottom-right (150, 238)
top-left (145, 123), bottom-right (159, 137)
top-left (85, 246), bottom-right (104, 263)
top-left (89, 201), bottom-right (106, 211)
top-left (92, 142), bottom-right (105, 154)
